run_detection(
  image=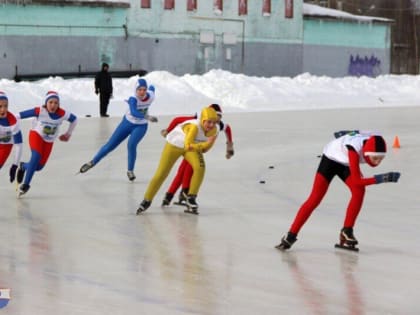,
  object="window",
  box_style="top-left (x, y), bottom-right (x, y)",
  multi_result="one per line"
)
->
top-left (214, 0), bottom-right (223, 14)
top-left (285, 0), bottom-right (293, 18)
top-left (262, 0), bottom-right (271, 16)
top-left (164, 0), bottom-right (175, 10)
top-left (238, 0), bottom-right (247, 15)
top-left (187, 0), bottom-right (197, 11)
top-left (141, 0), bottom-right (151, 8)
